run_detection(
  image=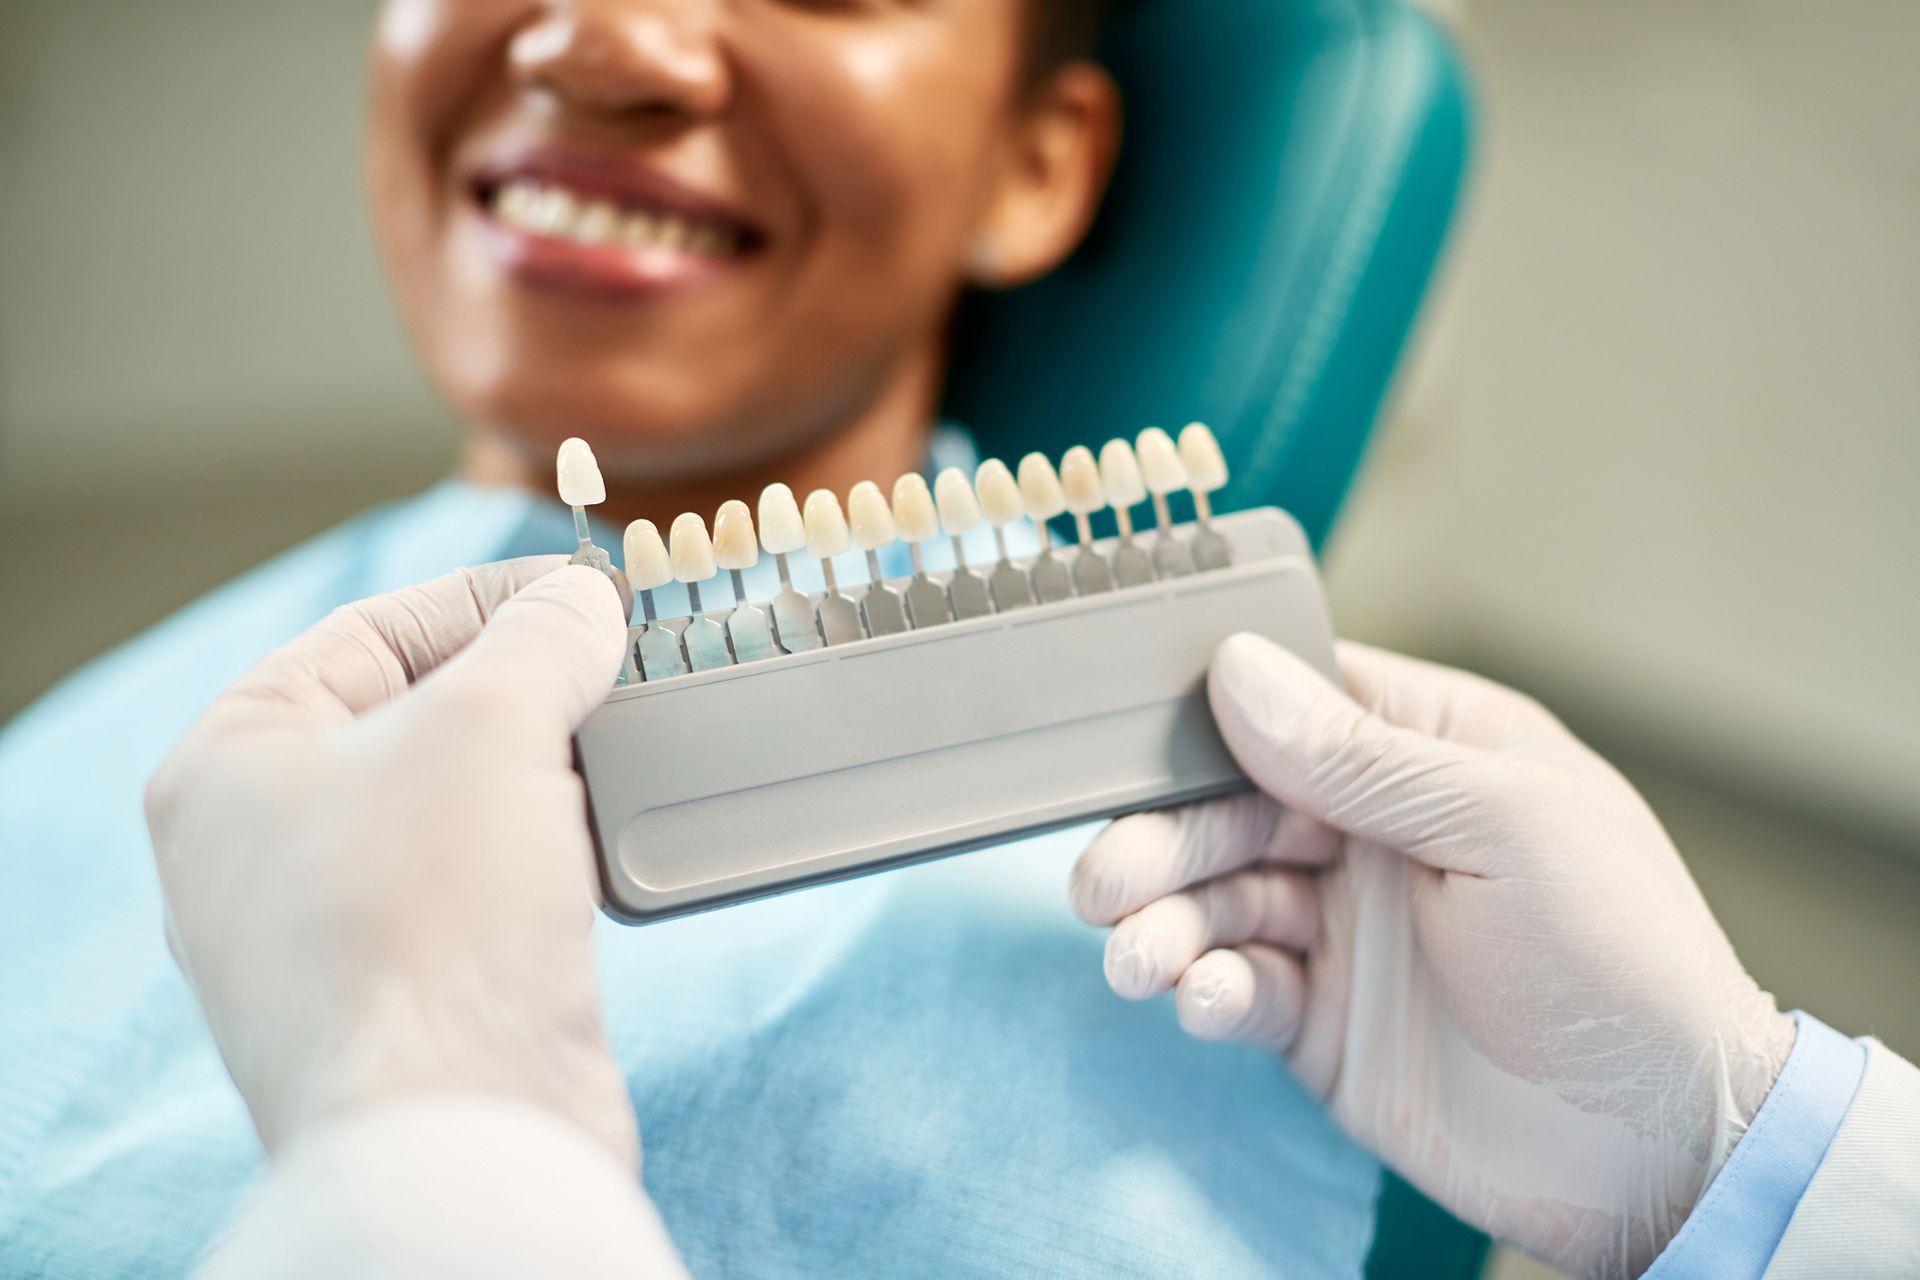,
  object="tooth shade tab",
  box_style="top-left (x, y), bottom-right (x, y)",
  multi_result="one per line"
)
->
top-left (1017, 453), bottom-right (1068, 520)
top-left (1098, 439), bottom-right (1148, 509)
top-left (1059, 446), bottom-right (1106, 515)
top-left (669, 513), bottom-right (718, 583)
top-left (712, 500), bottom-right (759, 571)
top-left (757, 483), bottom-right (807, 555)
top-left (804, 489), bottom-right (852, 558)
top-left (848, 480), bottom-right (897, 550)
top-left (623, 520), bottom-right (673, 591)
top-left (1178, 422), bottom-right (1229, 493)
top-left (891, 472), bottom-right (940, 543)
top-left (975, 459), bottom-right (1024, 528)
top-left (934, 468), bottom-right (985, 535)
top-left (1135, 428), bottom-right (1188, 495)
top-left (556, 437), bottom-right (606, 507)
